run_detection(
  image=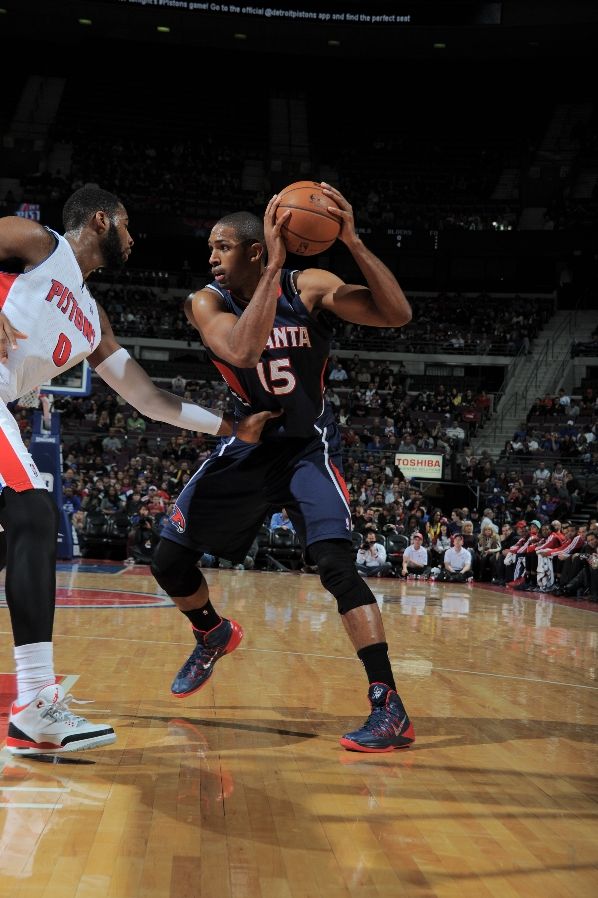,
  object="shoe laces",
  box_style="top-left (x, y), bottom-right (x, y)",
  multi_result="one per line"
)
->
top-left (42, 693), bottom-right (93, 727)
top-left (362, 700), bottom-right (404, 739)
top-left (182, 640), bottom-right (220, 675)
